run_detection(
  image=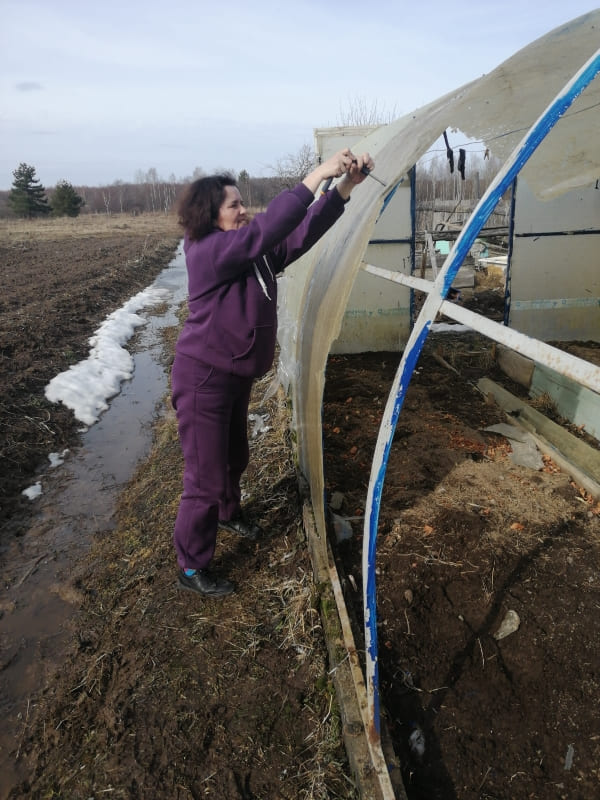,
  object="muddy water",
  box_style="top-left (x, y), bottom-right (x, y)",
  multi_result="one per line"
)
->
top-left (0, 246), bottom-right (187, 797)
